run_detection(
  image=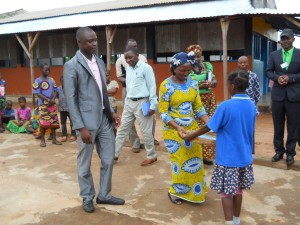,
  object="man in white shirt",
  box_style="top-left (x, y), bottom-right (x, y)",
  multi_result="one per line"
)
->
top-left (115, 39), bottom-right (159, 154)
top-left (115, 47), bottom-right (158, 166)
